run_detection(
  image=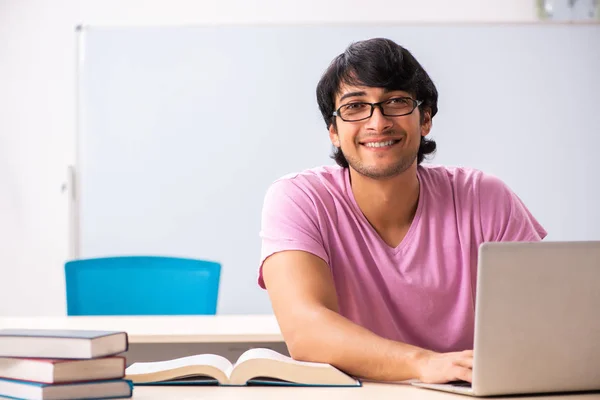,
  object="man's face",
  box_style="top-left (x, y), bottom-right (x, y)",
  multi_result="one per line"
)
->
top-left (329, 85), bottom-right (431, 180)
